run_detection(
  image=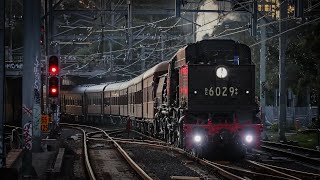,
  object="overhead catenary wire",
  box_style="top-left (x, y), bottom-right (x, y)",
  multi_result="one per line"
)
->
top-left (88, 31), bottom-right (163, 78)
top-left (61, 15), bottom-right (305, 74)
top-left (108, 16), bottom-right (319, 75)
top-left (61, 1), bottom-right (320, 76)
top-left (250, 16), bottom-right (320, 47)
